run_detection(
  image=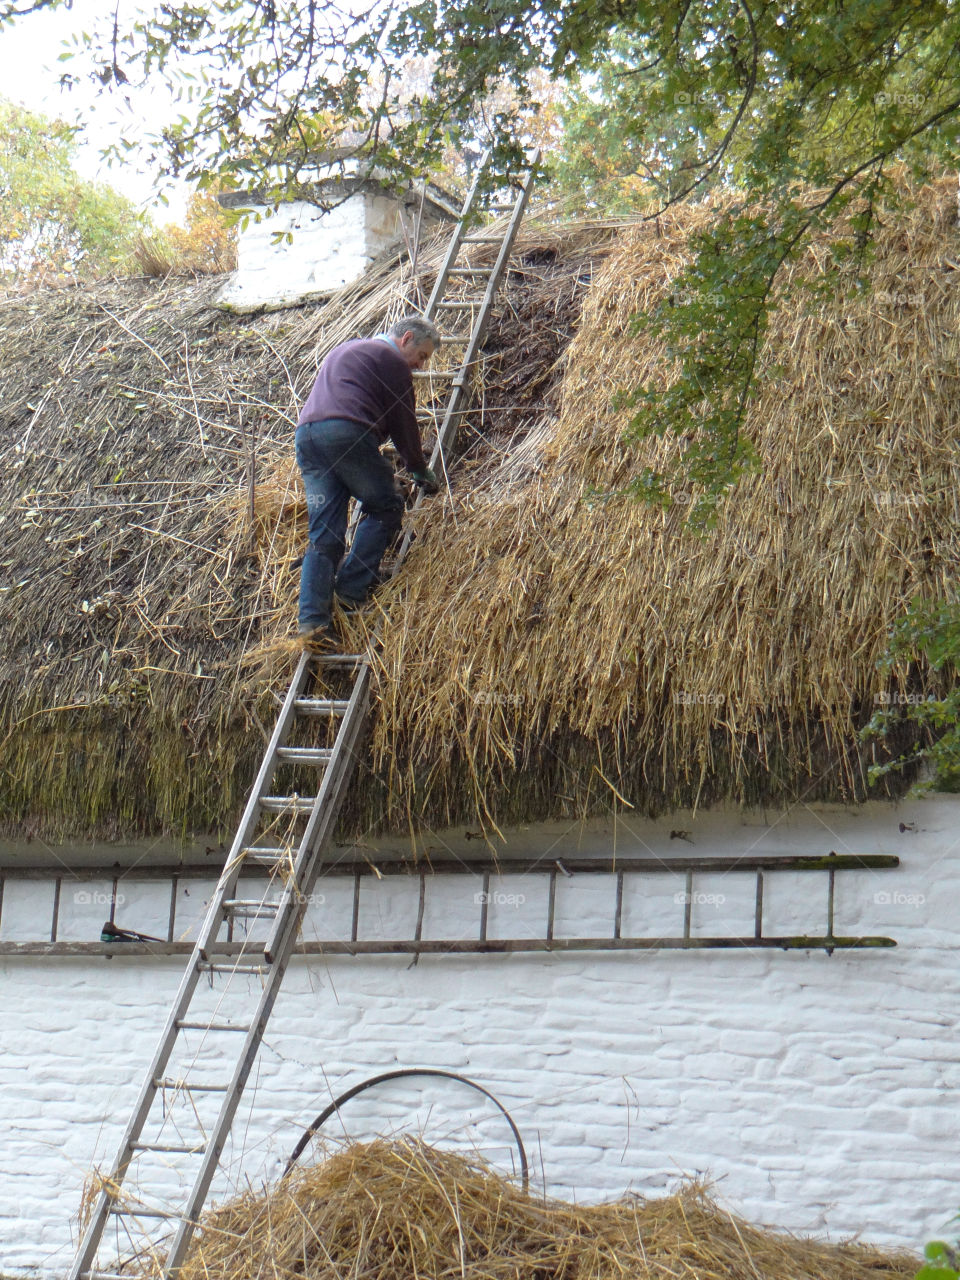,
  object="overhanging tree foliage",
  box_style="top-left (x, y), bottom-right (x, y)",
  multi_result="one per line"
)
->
top-left (2, 0), bottom-right (956, 515)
